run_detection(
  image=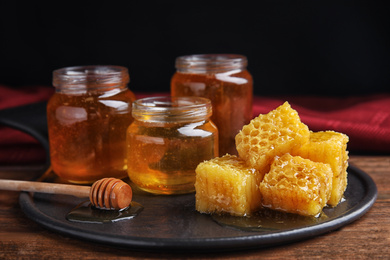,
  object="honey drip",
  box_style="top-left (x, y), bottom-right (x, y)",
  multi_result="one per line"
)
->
top-left (66, 201), bottom-right (144, 224)
top-left (212, 208), bottom-right (328, 232)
